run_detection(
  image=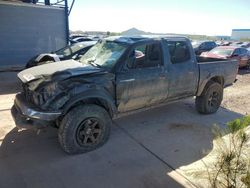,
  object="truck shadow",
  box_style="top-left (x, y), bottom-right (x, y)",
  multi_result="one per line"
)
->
top-left (0, 99), bottom-right (243, 188)
top-left (113, 99), bottom-right (243, 170)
